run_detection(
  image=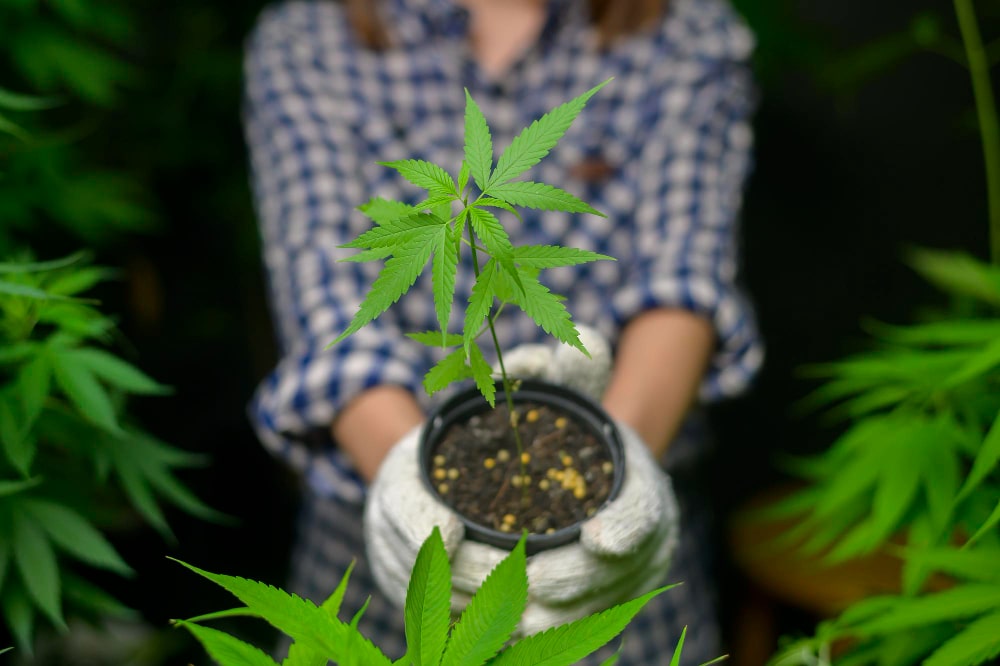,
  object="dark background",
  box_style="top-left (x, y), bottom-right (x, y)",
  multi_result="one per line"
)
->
top-left (5, 0), bottom-right (996, 661)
